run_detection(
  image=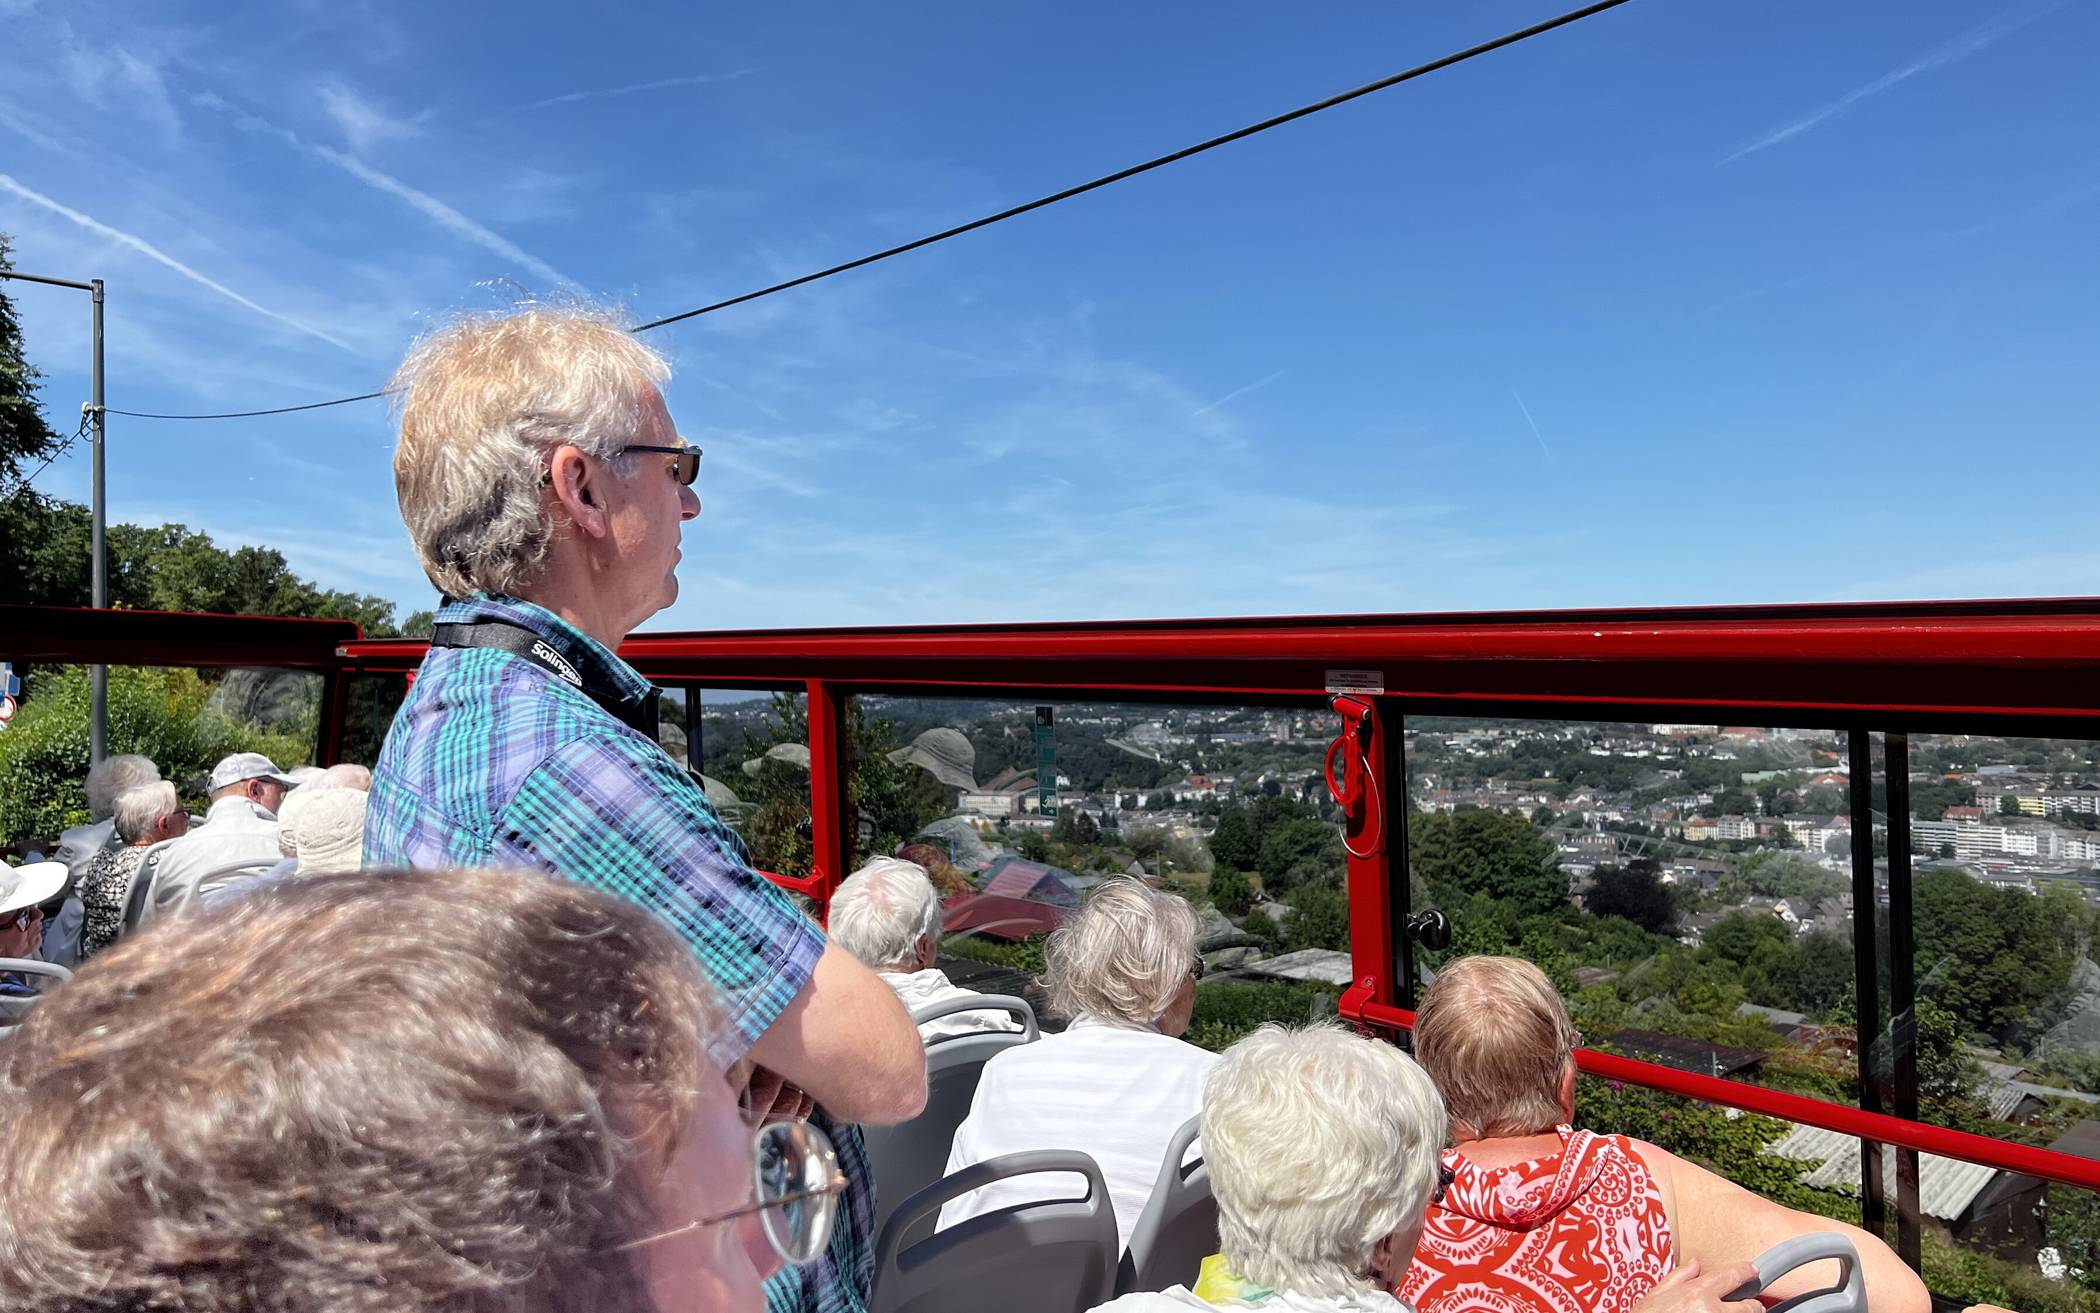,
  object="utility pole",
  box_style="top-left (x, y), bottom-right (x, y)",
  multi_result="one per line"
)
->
top-left (1, 269), bottom-right (109, 763)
